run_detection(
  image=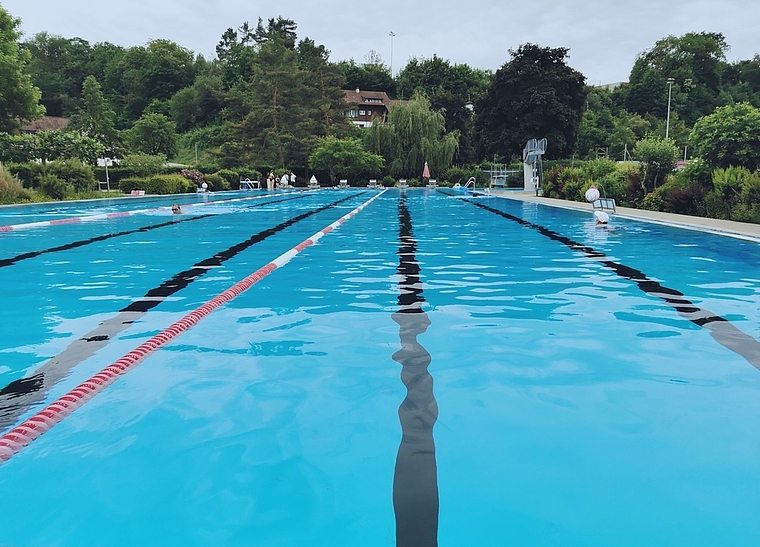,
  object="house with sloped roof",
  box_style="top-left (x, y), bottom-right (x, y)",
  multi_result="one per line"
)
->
top-left (20, 116), bottom-right (70, 134)
top-left (343, 89), bottom-right (394, 128)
